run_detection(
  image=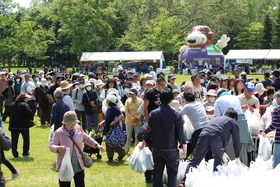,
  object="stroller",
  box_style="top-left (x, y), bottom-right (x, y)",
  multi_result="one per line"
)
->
top-left (83, 132), bottom-right (103, 159)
